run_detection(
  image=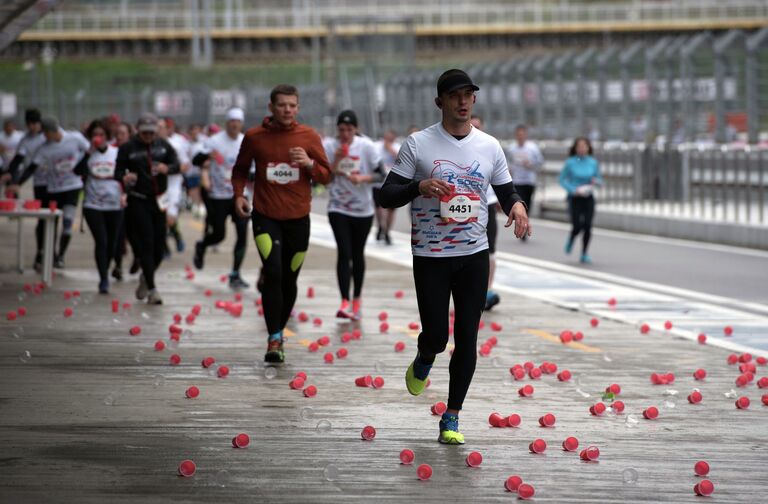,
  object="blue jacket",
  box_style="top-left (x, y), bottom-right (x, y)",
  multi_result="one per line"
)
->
top-left (558, 155), bottom-right (603, 195)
